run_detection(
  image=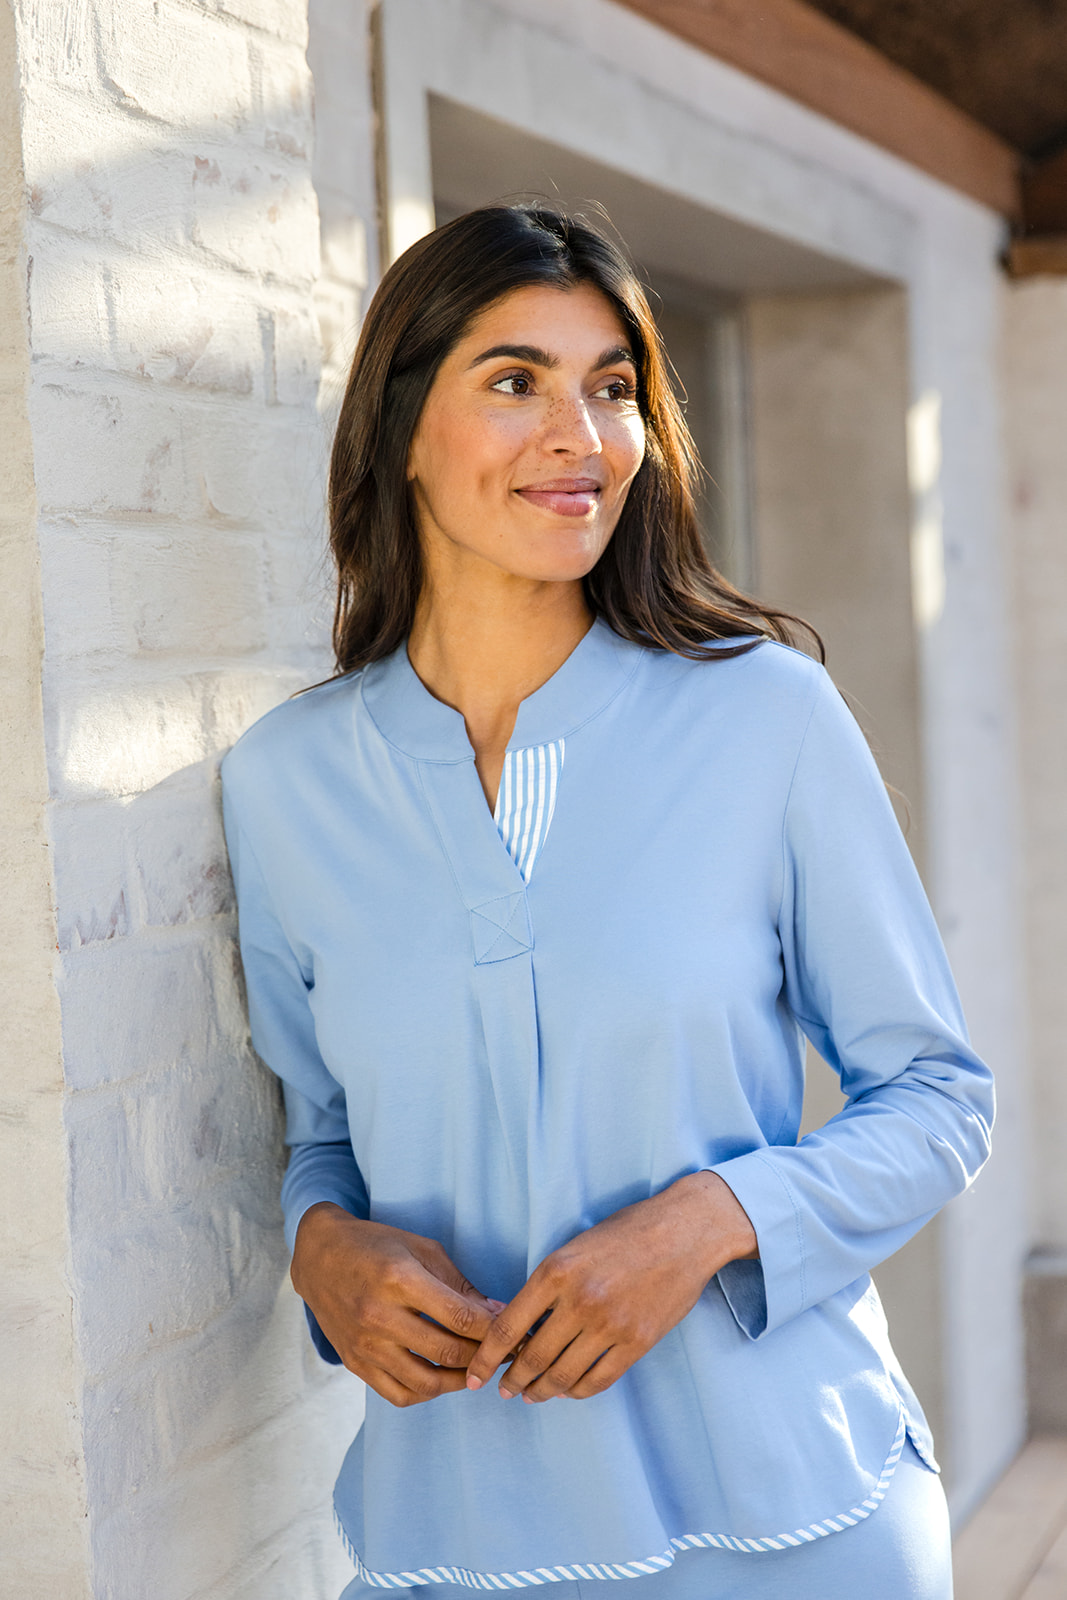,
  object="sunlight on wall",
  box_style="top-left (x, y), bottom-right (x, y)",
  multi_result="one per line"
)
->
top-left (55, 676), bottom-right (298, 799)
top-left (908, 389), bottom-right (946, 630)
top-left (389, 193), bottom-right (435, 261)
top-left (60, 683), bottom-right (206, 796)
